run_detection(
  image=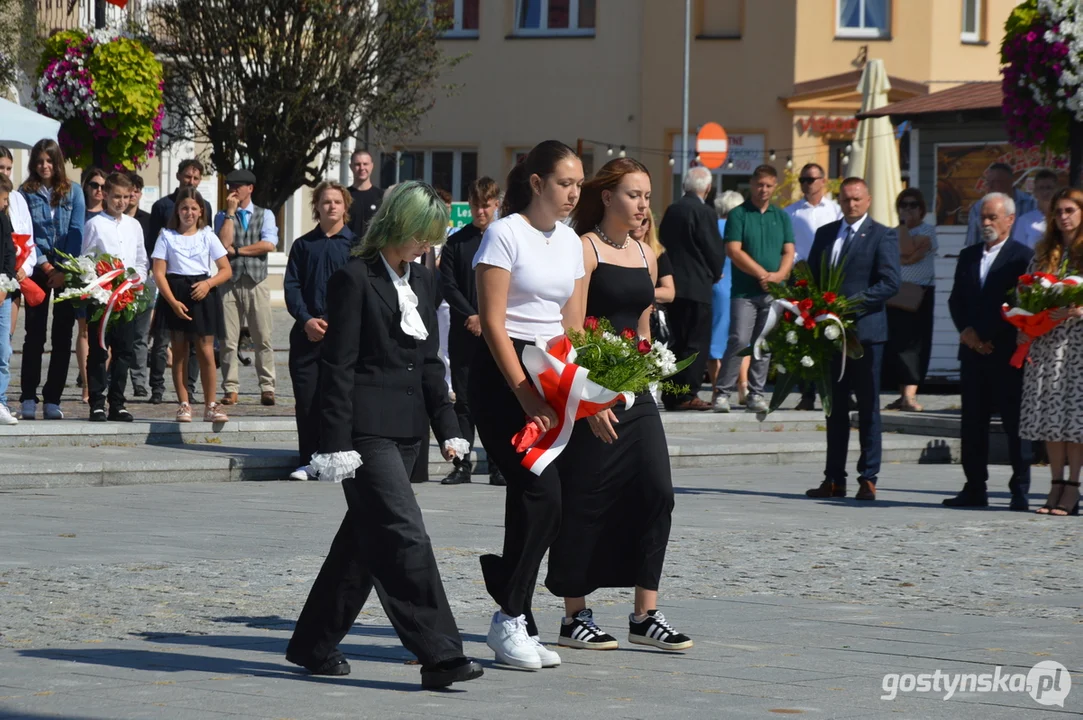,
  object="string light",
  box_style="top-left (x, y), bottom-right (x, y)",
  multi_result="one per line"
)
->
top-left (695, 154), bottom-right (701, 163)
top-left (842, 155), bottom-right (850, 166)
top-left (845, 144), bottom-right (853, 154)
top-left (607, 146), bottom-right (614, 156)
top-left (618, 145), bottom-right (626, 158)
top-left (726, 159), bottom-right (734, 169)
top-left (668, 155), bottom-right (675, 166)
top-left (786, 156), bottom-right (793, 170)
top-left (768, 149), bottom-right (776, 161)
